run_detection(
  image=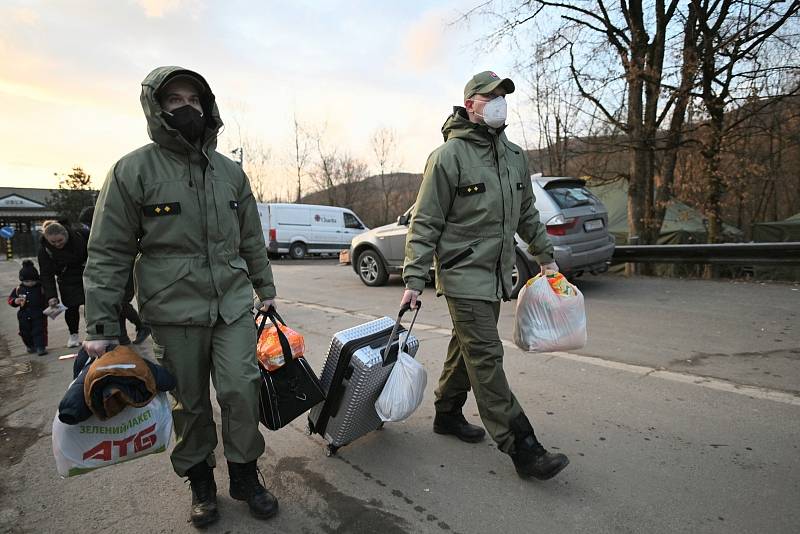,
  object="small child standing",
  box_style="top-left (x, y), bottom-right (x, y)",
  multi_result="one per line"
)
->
top-left (8, 260), bottom-right (48, 356)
